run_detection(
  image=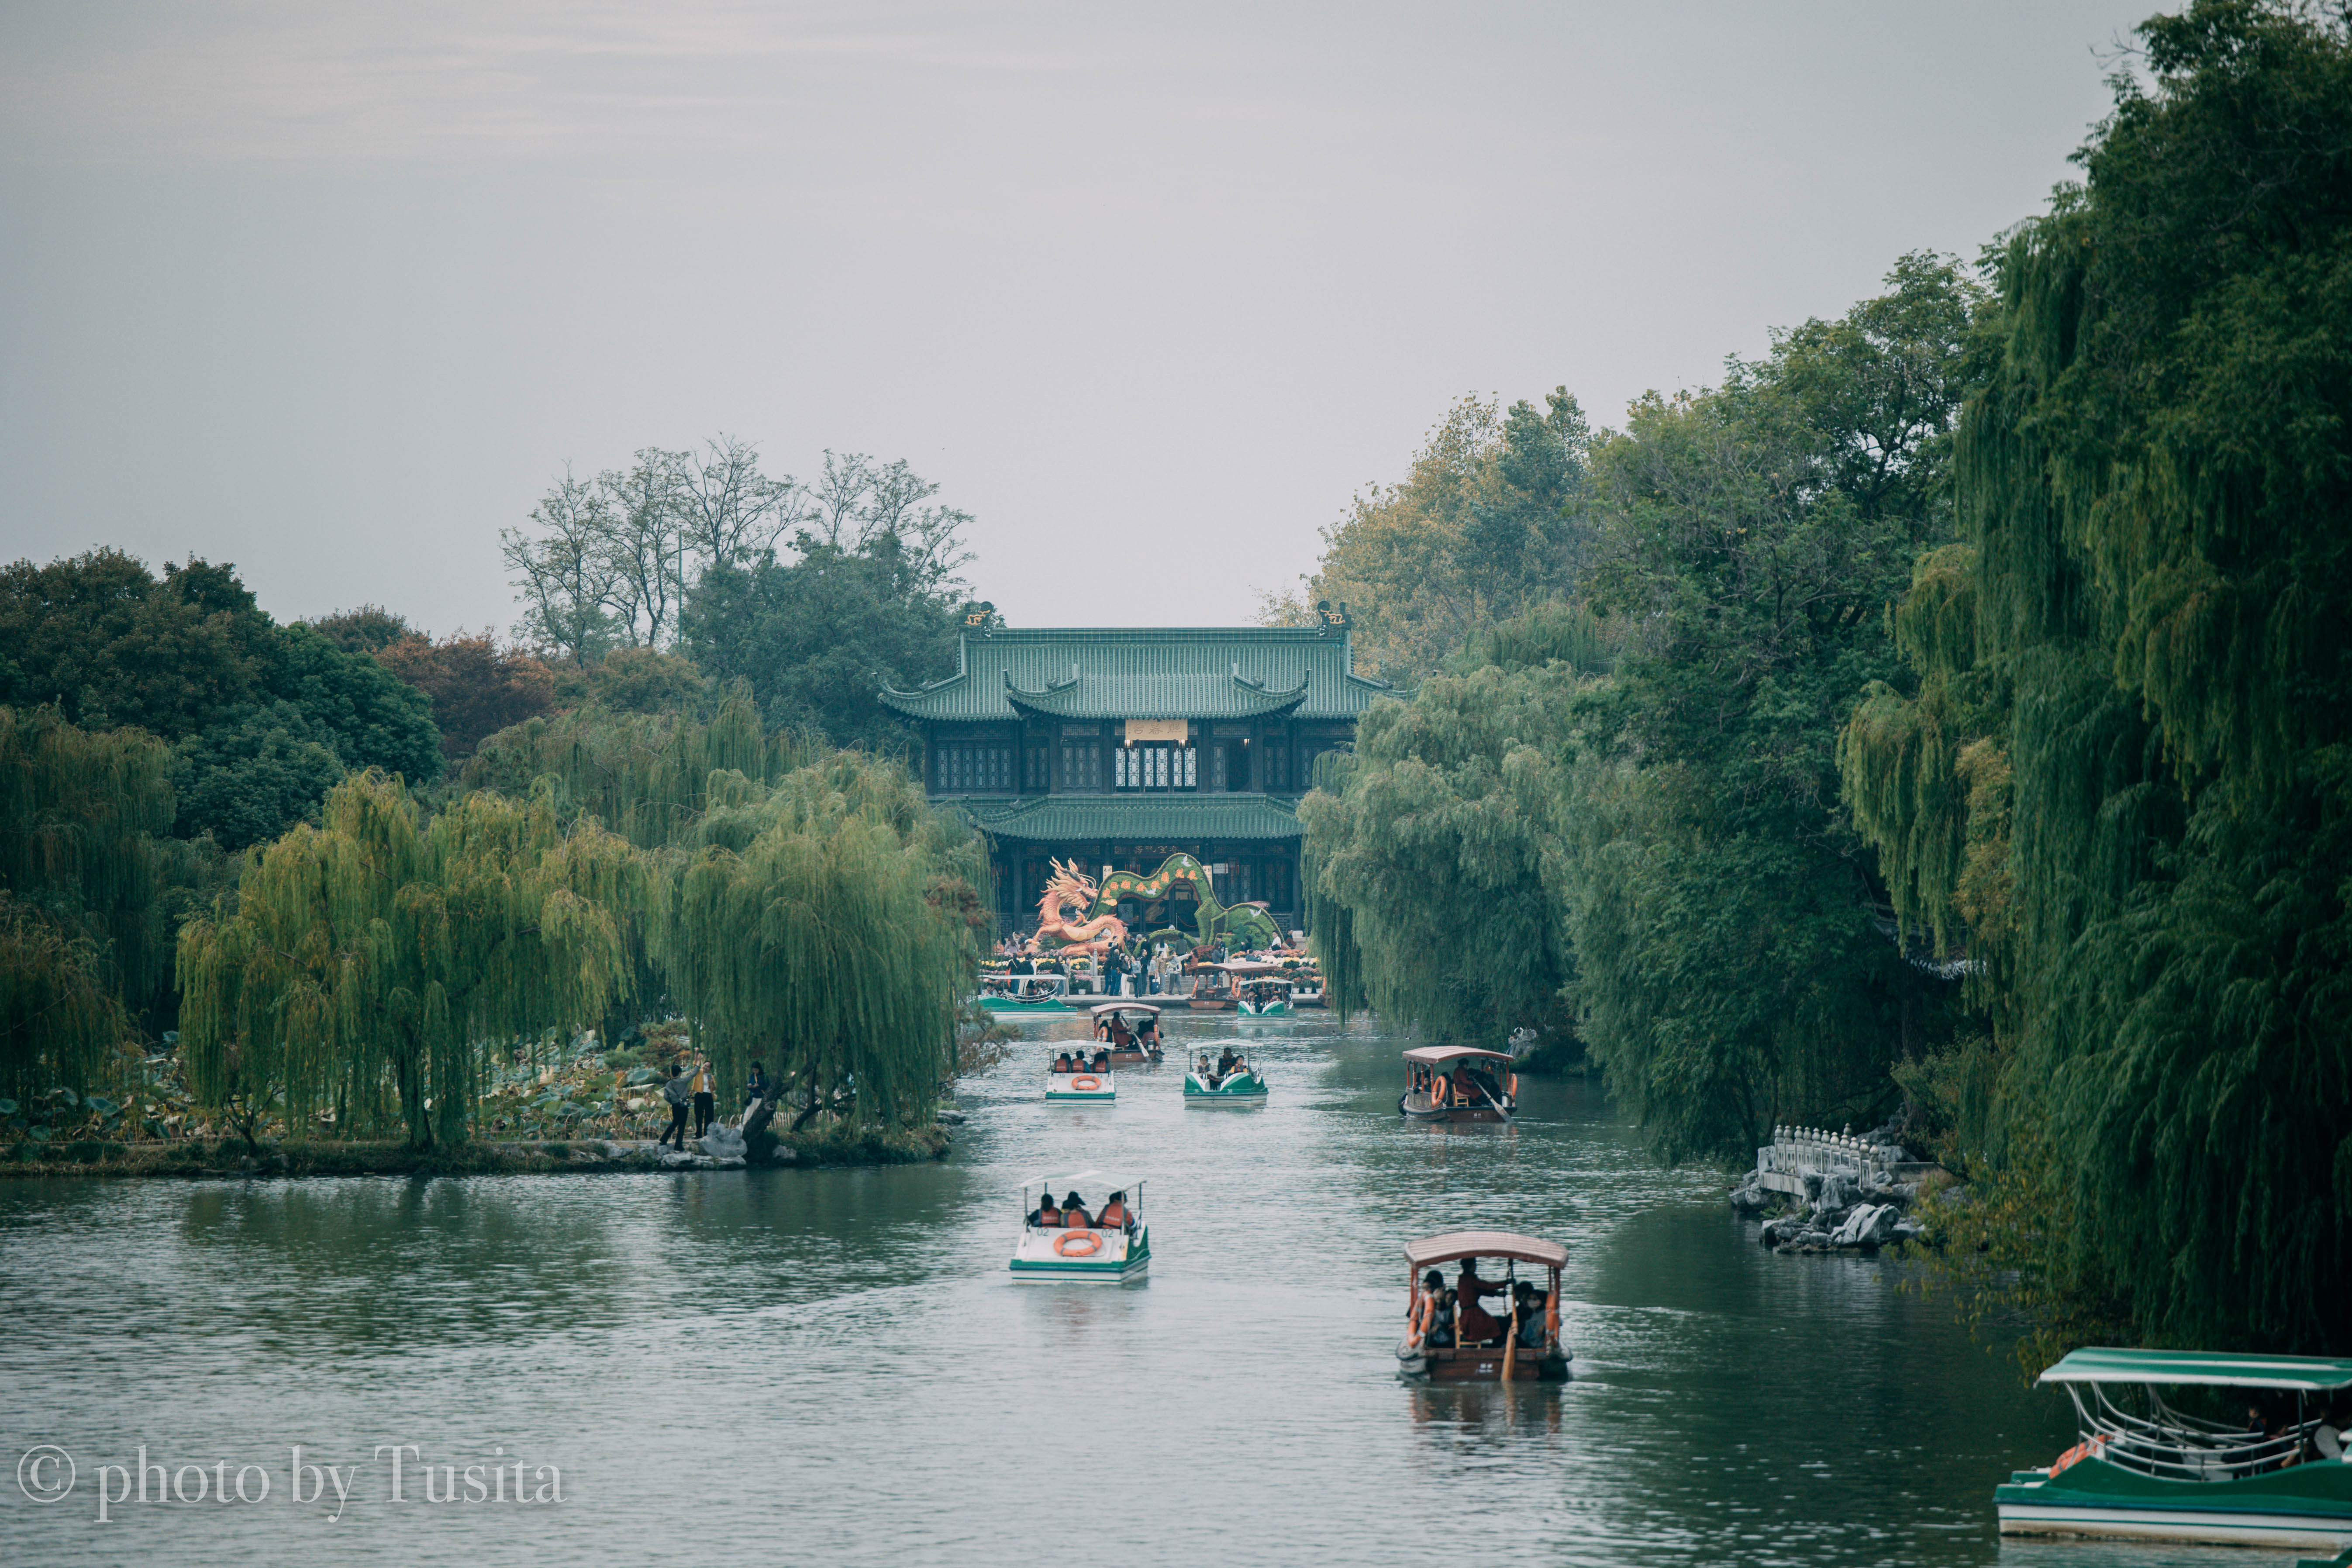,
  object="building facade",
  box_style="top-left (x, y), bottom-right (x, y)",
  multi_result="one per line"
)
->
top-left (881, 612), bottom-right (1391, 939)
